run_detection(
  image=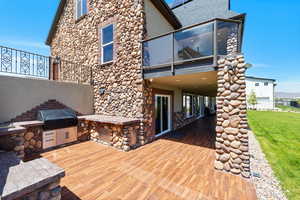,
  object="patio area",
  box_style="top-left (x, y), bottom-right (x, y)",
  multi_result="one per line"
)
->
top-left (41, 117), bottom-right (257, 200)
